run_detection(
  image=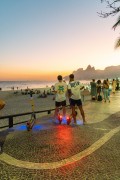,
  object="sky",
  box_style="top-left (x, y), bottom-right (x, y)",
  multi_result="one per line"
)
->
top-left (0, 0), bottom-right (120, 81)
